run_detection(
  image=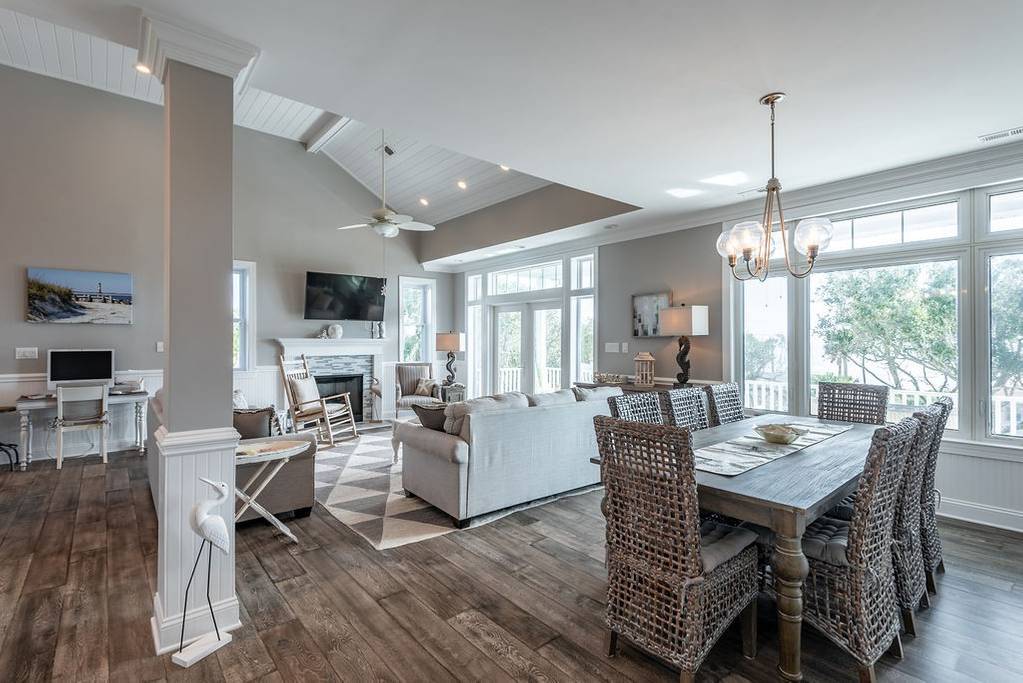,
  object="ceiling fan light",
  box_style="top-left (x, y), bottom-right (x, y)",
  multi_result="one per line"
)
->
top-left (374, 223), bottom-right (400, 238)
